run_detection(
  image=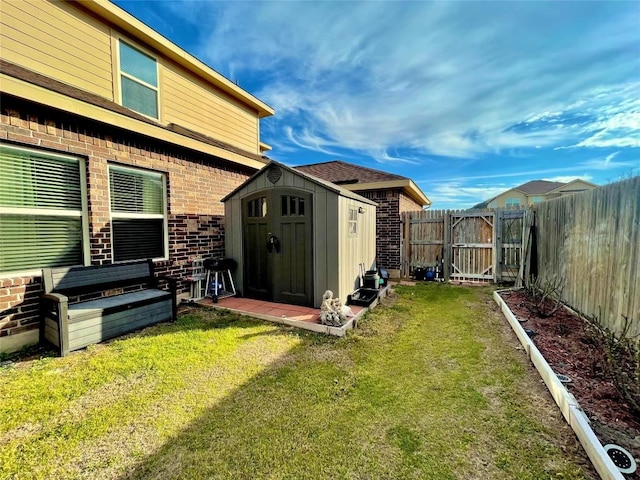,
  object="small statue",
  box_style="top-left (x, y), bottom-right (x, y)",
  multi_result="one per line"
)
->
top-left (319, 290), bottom-right (354, 326)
